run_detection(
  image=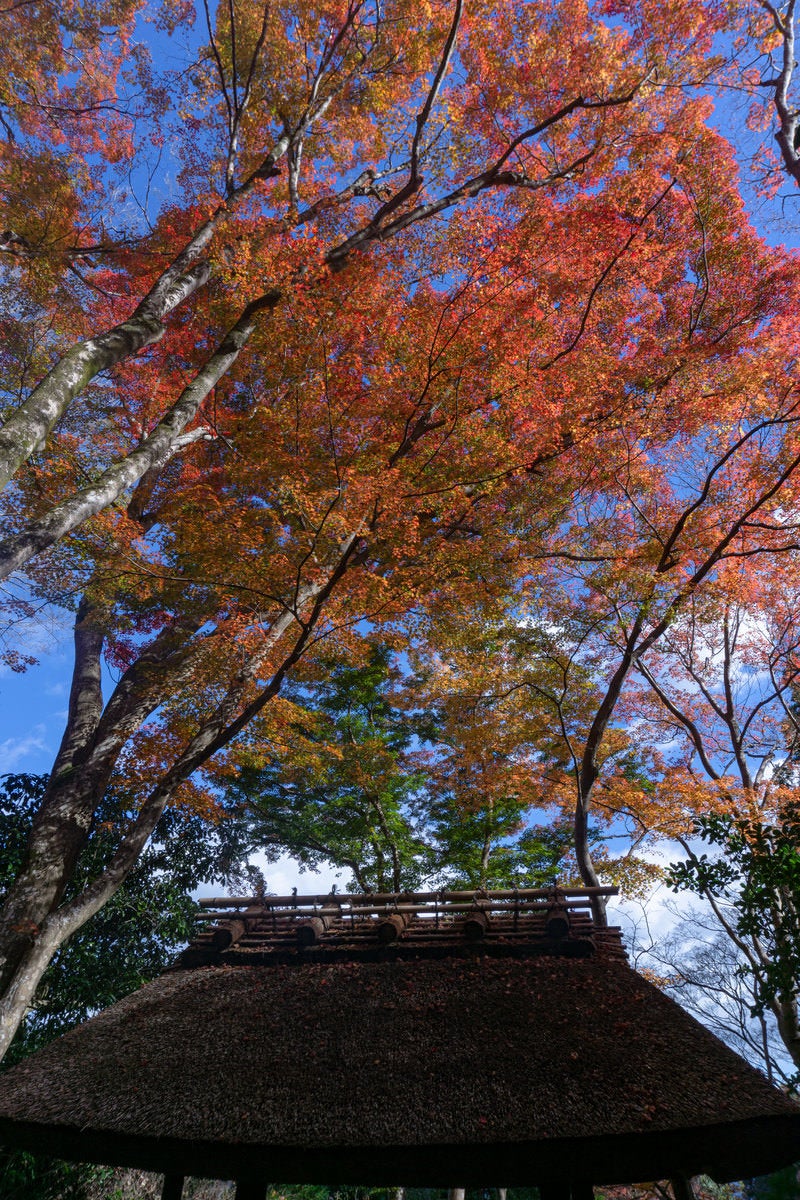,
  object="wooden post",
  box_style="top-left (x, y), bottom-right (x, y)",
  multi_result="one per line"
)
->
top-left (539, 1184), bottom-right (571, 1200)
top-left (161, 1176), bottom-right (184, 1200)
top-left (571, 1184), bottom-right (594, 1200)
top-left (234, 1181), bottom-right (267, 1200)
top-left (545, 905), bottom-right (570, 941)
